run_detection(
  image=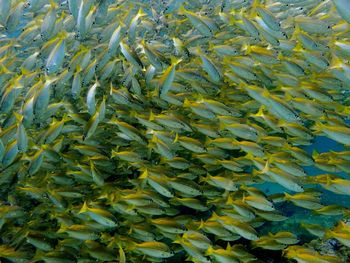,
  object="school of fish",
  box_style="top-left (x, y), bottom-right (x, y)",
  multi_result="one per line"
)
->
top-left (1, 0), bottom-right (350, 262)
